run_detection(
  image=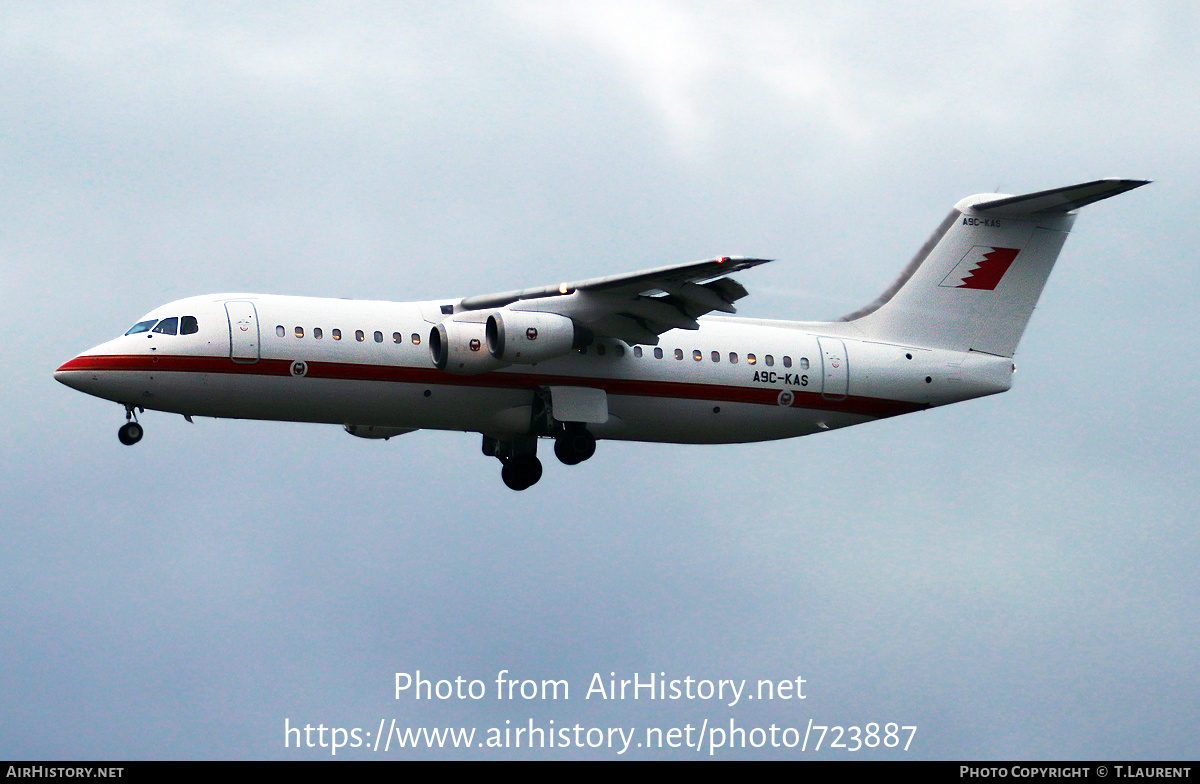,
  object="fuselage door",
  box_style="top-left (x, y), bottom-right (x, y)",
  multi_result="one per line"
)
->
top-left (818, 336), bottom-right (848, 400)
top-left (225, 301), bottom-right (260, 363)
